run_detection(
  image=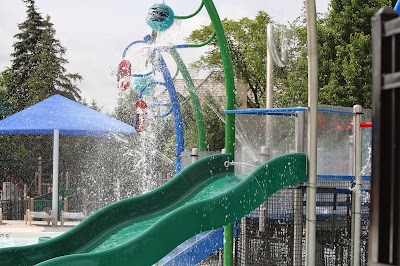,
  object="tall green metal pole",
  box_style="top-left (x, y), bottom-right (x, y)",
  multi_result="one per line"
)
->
top-left (202, 1), bottom-right (236, 265)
